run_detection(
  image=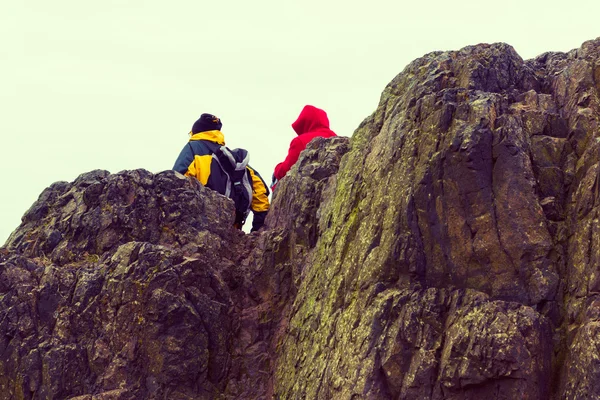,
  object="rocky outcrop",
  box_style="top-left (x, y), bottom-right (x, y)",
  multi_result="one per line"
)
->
top-left (0, 138), bottom-right (350, 400)
top-left (0, 170), bottom-right (241, 399)
top-left (3, 38), bottom-right (600, 399)
top-left (274, 39), bottom-right (600, 398)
